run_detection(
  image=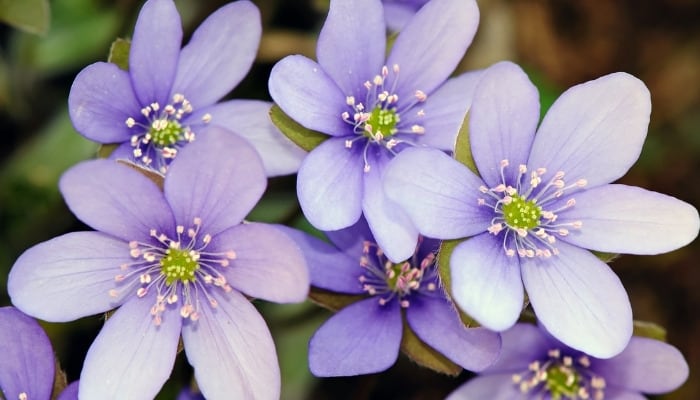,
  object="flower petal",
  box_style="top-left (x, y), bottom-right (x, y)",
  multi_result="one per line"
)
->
top-left (164, 127), bottom-right (266, 236)
top-left (520, 241), bottom-right (632, 358)
top-left (59, 159), bottom-right (174, 242)
top-left (446, 374), bottom-right (523, 400)
top-left (129, 0), bottom-right (182, 106)
top-left (172, 1), bottom-right (260, 106)
top-left (528, 72), bottom-right (651, 188)
top-left (79, 295), bottom-right (181, 399)
top-left (8, 232), bottom-right (131, 322)
top-left (182, 290), bottom-right (280, 400)
top-left (383, 3), bottom-right (418, 32)
top-left (297, 138), bottom-right (364, 230)
top-left (384, 147), bottom-right (491, 239)
top-left (387, 0), bottom-right (479, 100)
top-left (406, 296), bottom-right (501, 371)
top-left (0, 307), bottom-right (54, 400)
top-left (268, 55), bottom-right (350, 136)
top-left (559, 184), bottom-right (699, 255)
top-left (57, 381), bottom-right (80, 400)
top-left (308, 297), bottom-right (402, 376)
top-left (317, 0), bottom-right (385, 96)
top-left (469, 61), bottom-right (539, 187)
top-left (484, 323), bottom-right (550, 373)
top-left (324, 215), bottom-right (374, 254)
top-left (450, 233), bottom-right (524, 331)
